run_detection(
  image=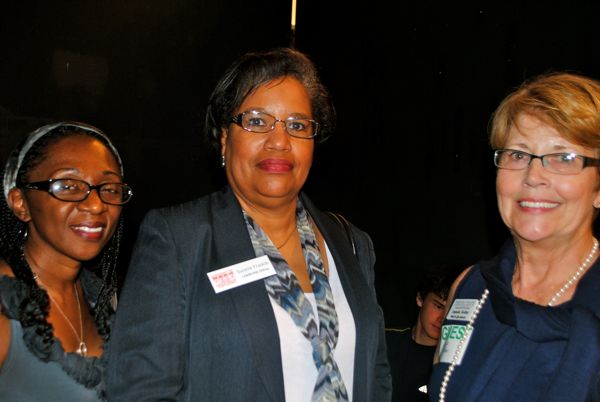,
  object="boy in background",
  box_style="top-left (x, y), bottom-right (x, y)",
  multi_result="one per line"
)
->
top-left (386, 268), bottom-right (456, 401)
